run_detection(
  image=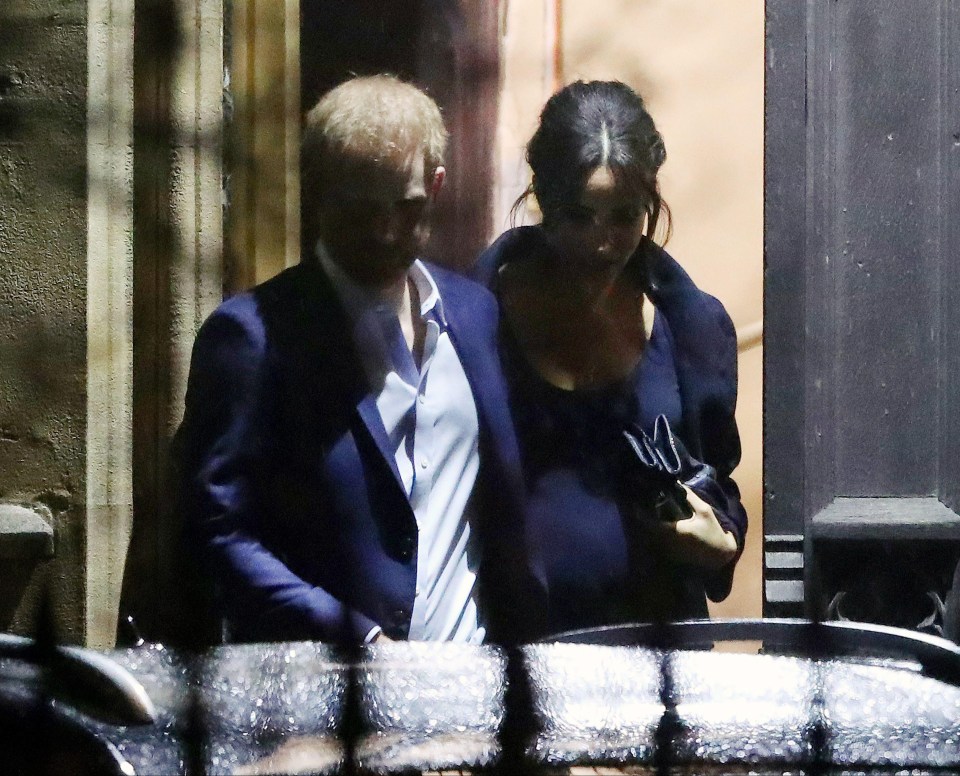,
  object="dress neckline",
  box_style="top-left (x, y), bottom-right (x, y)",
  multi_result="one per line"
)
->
top-left (498, 295), bottom-right (657, 401)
